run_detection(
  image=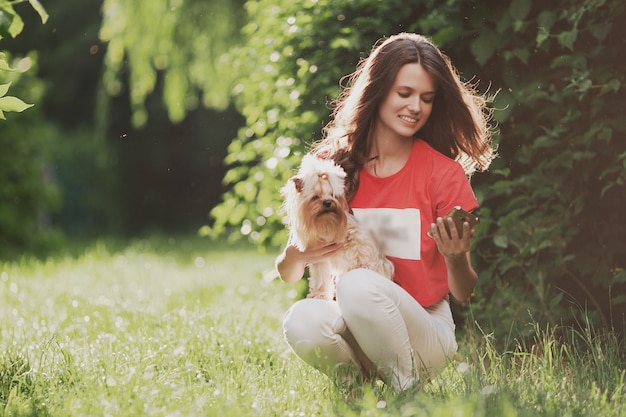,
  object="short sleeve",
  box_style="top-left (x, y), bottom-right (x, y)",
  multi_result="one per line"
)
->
top-left (432, 162), bottom-right (478, 217)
